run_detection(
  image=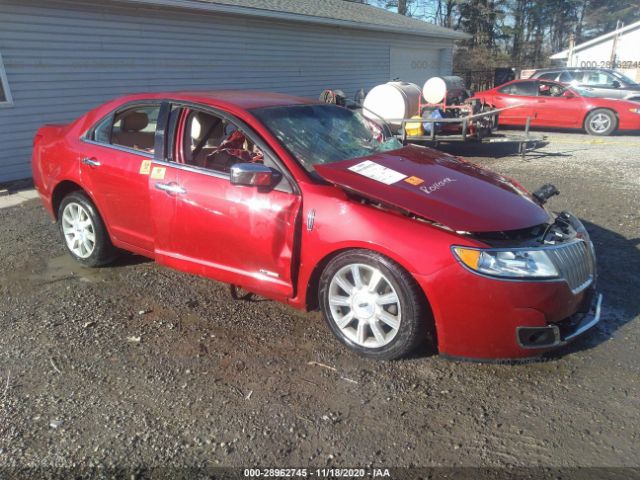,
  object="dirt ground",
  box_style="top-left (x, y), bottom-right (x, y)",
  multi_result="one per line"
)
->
top-left (0, 130), bottom-right (639, 477)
